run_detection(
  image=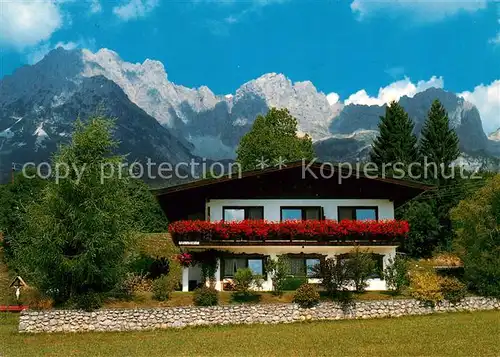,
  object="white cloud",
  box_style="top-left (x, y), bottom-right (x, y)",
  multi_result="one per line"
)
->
top-left (90, 0), bottom-right (102, 14)
top-left (0, 0), bottom-right (63, 49)
top-left (351, 0), bottom-right (488, 22)
top-left (345, 76), bottom-right (444, 106)
top-left (205, 0), bottom-right (289, 35)
top-left (489, 21), bottom-right (500, 46)
top-left (113, 0), bottom-right (159, 21)
top-left (326, 92), bottom-right (340, 106)
top-left (459, 80), bottom-right (500, 135)
top-left (490, 33), bottom-right (500, 45)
